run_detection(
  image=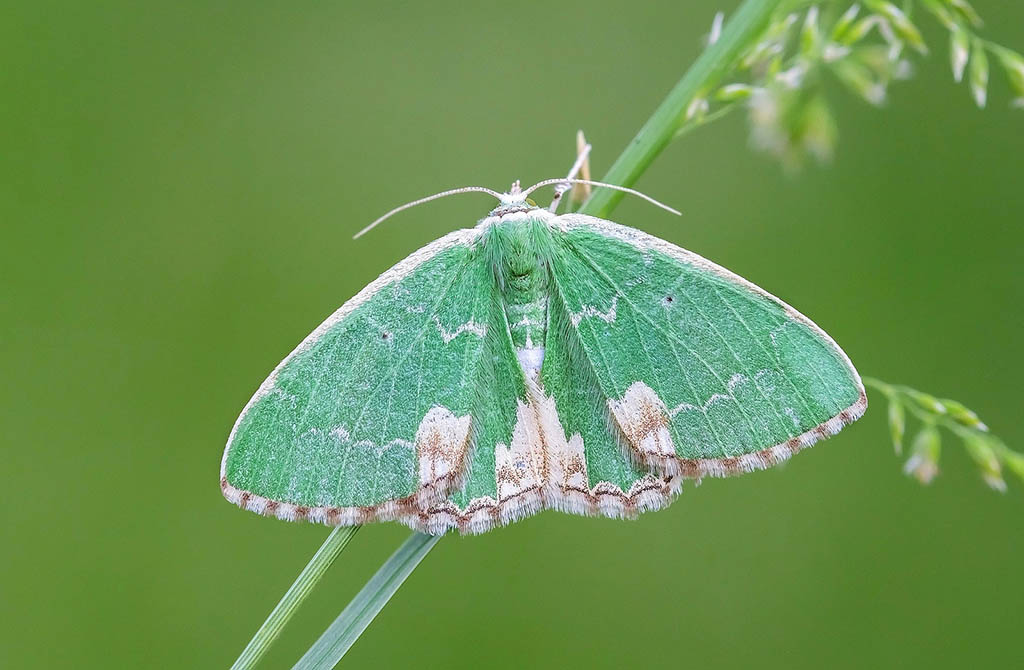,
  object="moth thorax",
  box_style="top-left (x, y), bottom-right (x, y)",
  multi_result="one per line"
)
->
top-left (507, 248), bottom-right (536, 277)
